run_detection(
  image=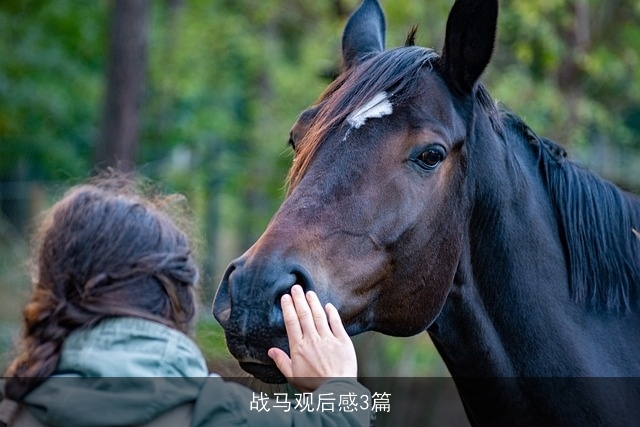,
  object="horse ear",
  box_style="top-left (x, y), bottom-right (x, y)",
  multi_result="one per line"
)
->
top-left (440, 0), bottom-right (498, 95)
top-left (342, 0), bottom-right (386, 69)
